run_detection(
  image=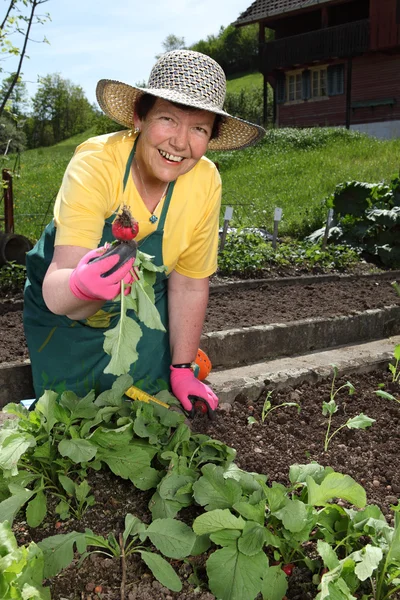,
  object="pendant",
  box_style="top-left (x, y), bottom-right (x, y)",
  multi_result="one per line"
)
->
top-left (149, 215), bottom-right (158, 224)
